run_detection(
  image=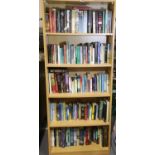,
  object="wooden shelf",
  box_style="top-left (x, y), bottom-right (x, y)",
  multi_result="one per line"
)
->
top-left (50, 120), bottom-right (110, 128)
top-left (47, 63), bottom-right (112, 68)
top-left (48, 92), bottom-right (110, 98)
top-left (51, 144), bottom-right (109, 154)
top-left (47, 0), bottom-right (115, 3)
top-left (46, 32), bottom-right (113, 36)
